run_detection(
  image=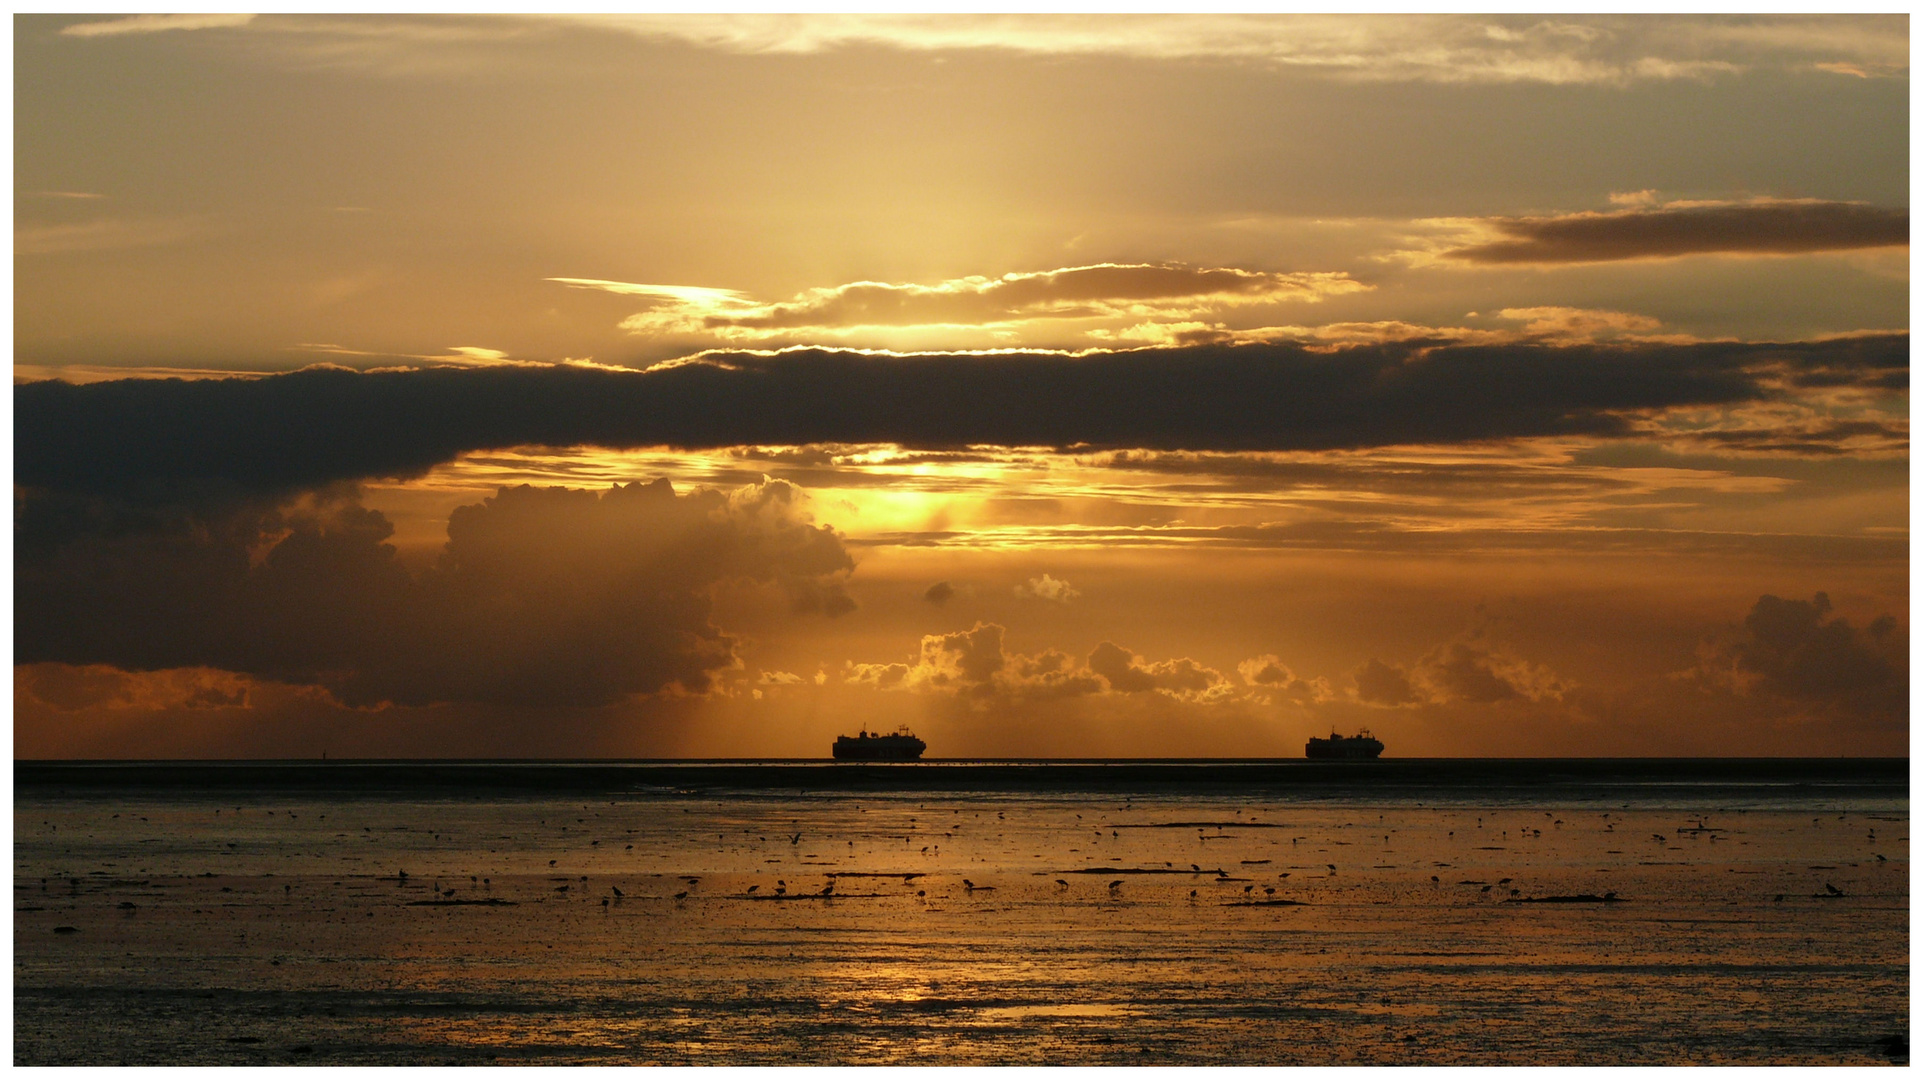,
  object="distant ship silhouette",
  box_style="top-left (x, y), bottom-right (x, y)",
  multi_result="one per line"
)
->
top-left (1305, 728), bottom-right (1384, 760)
top-left (833, 726), bottom-right (926, 761)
